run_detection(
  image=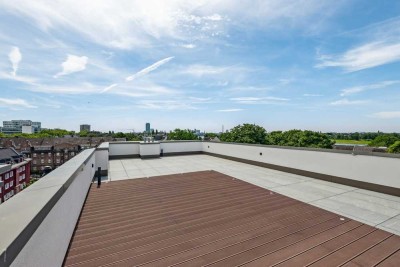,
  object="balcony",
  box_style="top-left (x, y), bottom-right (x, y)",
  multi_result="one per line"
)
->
top-left (0, 141), bottom-right (399, 266)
